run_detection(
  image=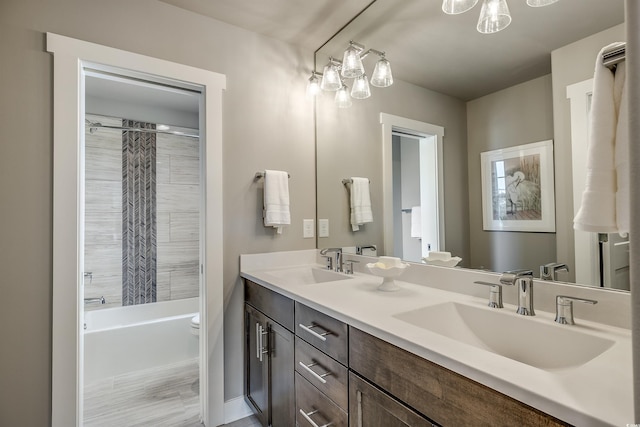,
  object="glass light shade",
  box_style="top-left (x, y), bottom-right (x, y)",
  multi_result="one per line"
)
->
top-left (442, 0), bottom-right (478, 14)
top-left (341, 45), bottom-right (365, 78)
top-left (526, 0), bottom-right (558, 6)
top-left (320, 62), bottom-right (342, 91)
top-left (306, 74), bottom-right (320, 98)
top-left (477, 0), bottom-right (511, 34)
top-left (335, 84), bottom-right (352, 108)
top-left (370, 57), bottom-right (393, 88)
top-left (351, 74), bottom-right (371, 99)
